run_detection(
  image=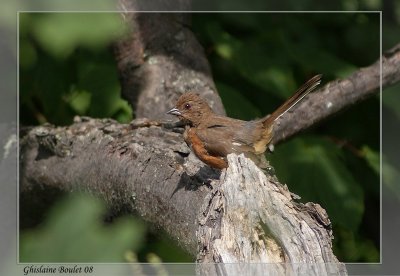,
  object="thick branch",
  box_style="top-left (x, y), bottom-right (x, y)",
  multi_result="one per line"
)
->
top-left (19, 119), bottom-right (345, 274)
top-left (20, 117), bottom-right (212, 254)
top-left (114, 0), bottom-right (225, 119)
top-left (272, 43), bottom-right (400, 144)
top-left (19, 119), bottom-right (347, 275)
